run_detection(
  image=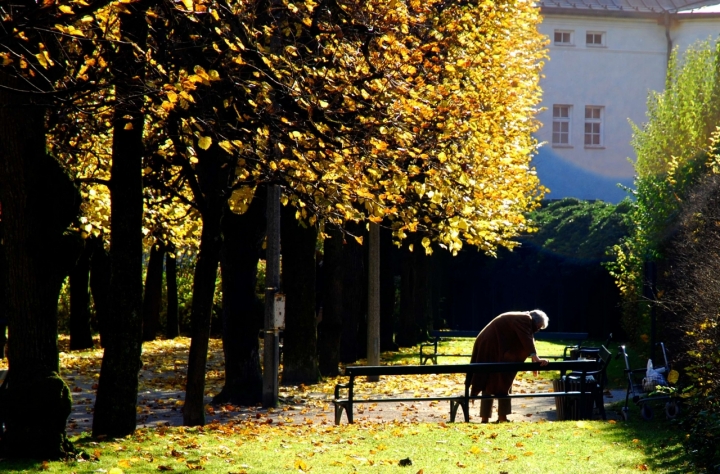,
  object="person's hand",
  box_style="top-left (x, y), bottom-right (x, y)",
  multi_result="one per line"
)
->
top-left (531, 354), bottom-right (549, 366)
